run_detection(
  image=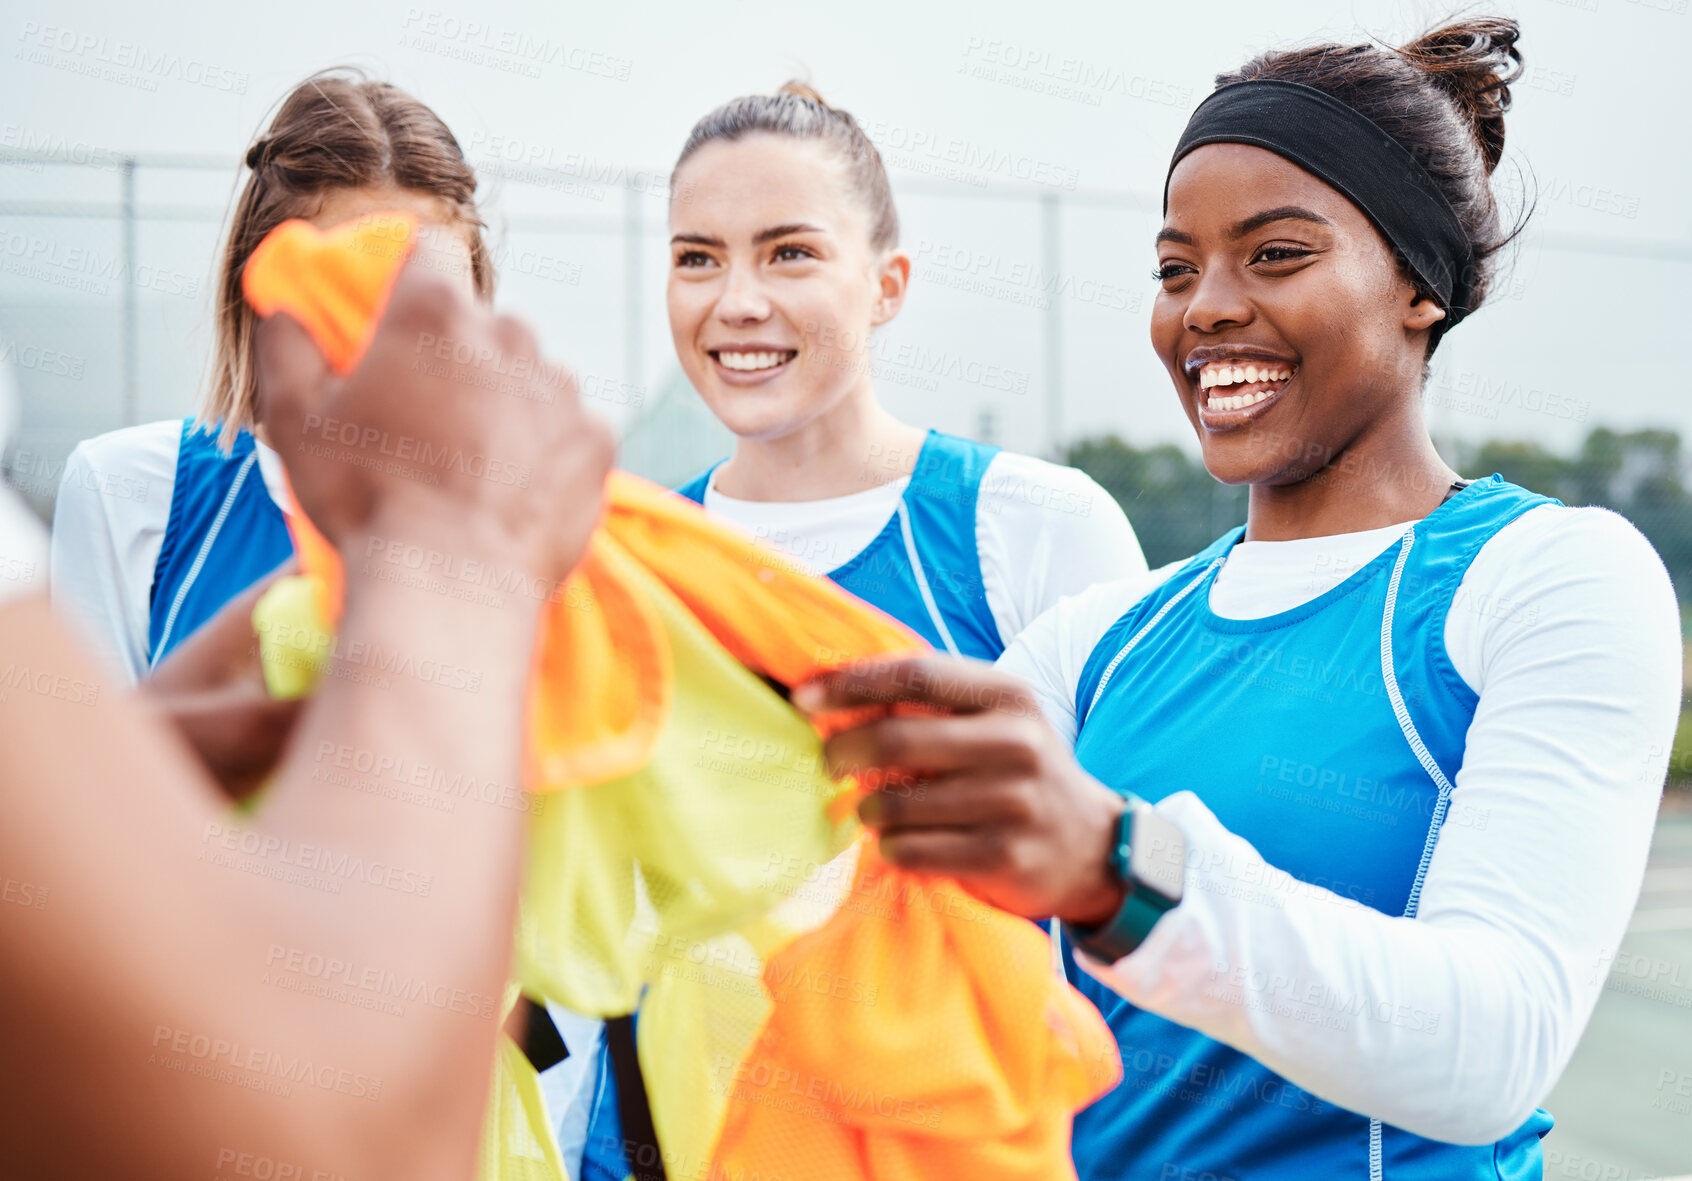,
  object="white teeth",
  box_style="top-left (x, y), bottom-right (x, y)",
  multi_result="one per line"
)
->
top-left (718, 350), bottom-right (791, 371)
top-left (1209, 388), bottom-right (1276, 411)
top-left (1198, 361), bottom-right (1296, 390)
